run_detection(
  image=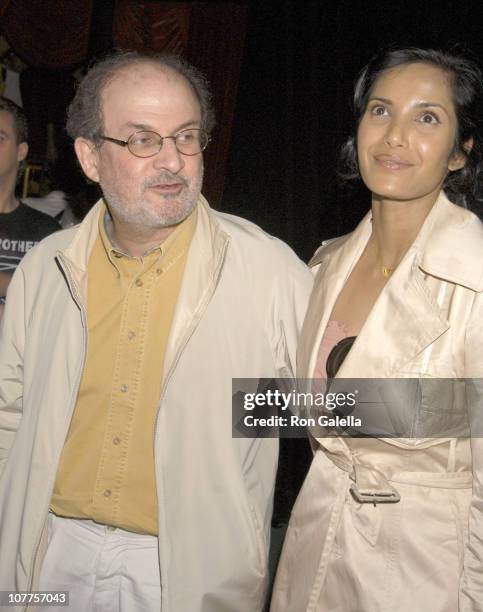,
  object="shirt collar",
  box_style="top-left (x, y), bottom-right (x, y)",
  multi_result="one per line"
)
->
top-left (98, 200), bottom-right (197, 269)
